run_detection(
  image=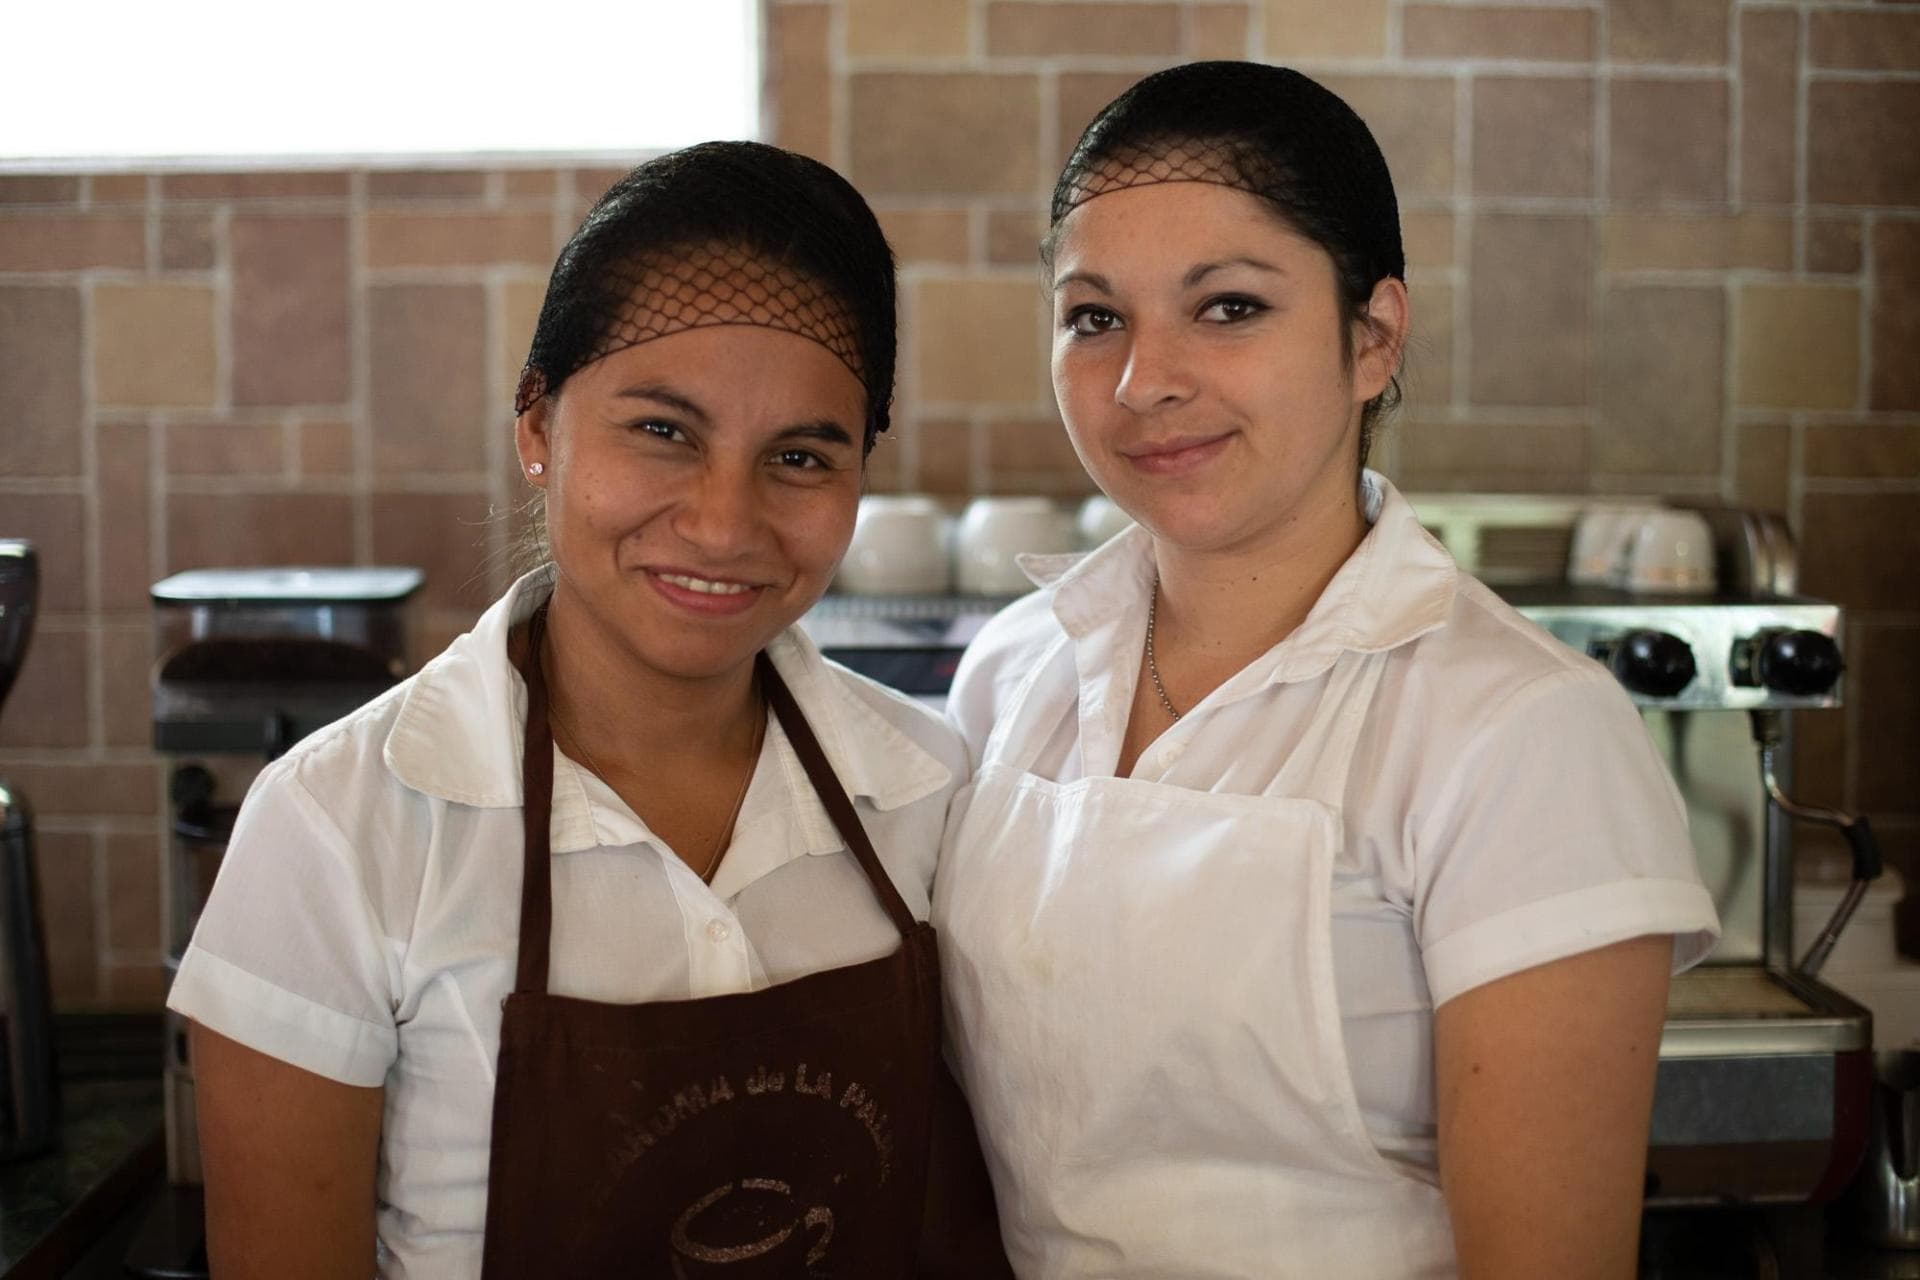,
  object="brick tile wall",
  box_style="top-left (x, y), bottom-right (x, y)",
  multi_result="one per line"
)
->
top-left (0, 0), bottom-right (1915, 1007)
